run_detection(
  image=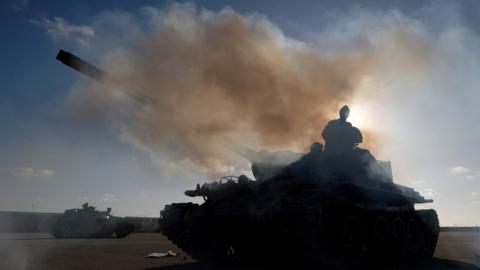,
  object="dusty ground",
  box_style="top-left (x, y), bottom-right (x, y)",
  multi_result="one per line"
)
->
top-left (0, 232), bottom-right (479, 270)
